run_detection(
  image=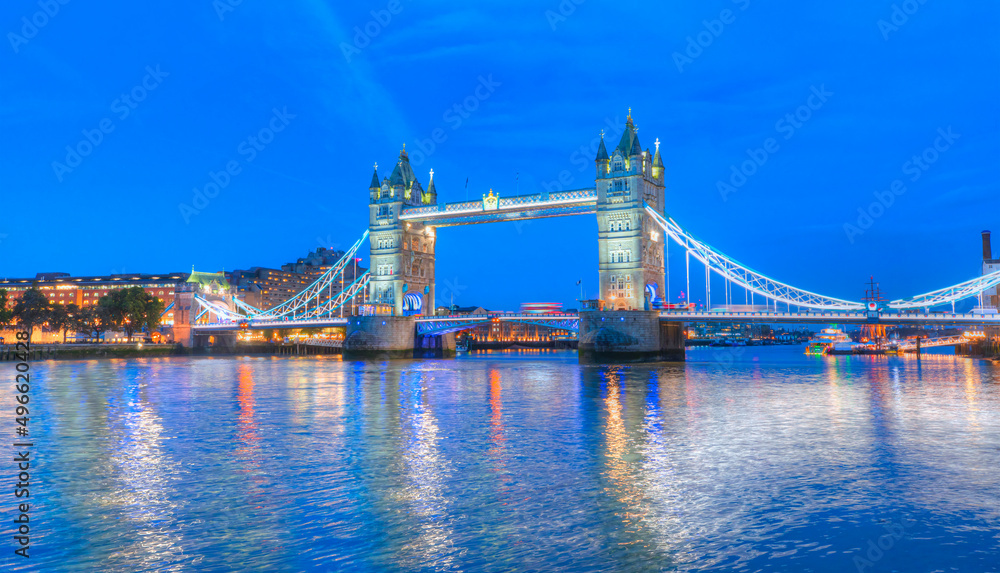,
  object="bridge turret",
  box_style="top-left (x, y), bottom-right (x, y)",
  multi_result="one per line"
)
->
top-left (616, 112), bottom-right (642, 161)
top-left (595, 132), bottom-right (610, 178)
top-left (369, 164), bottom-right (381, 203)
top-left (387, 147), bottom-right (426, 207)
top-left (652, 138), bottom-right (664, 182)
top-left (424, 169), bottom-right (438, 205)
